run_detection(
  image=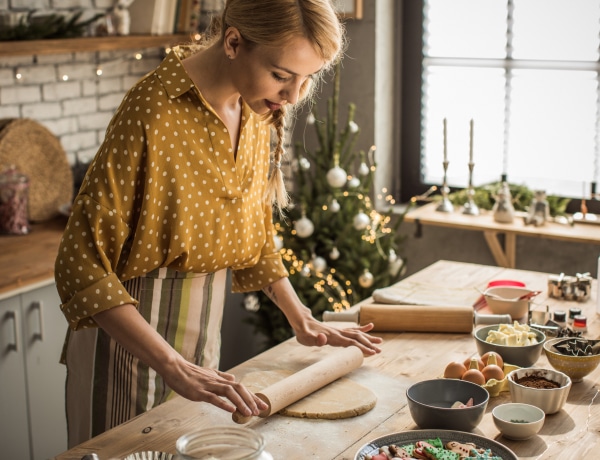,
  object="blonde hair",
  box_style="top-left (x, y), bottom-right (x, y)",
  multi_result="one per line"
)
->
top-left (206, 0), bottom-right (345, 214)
